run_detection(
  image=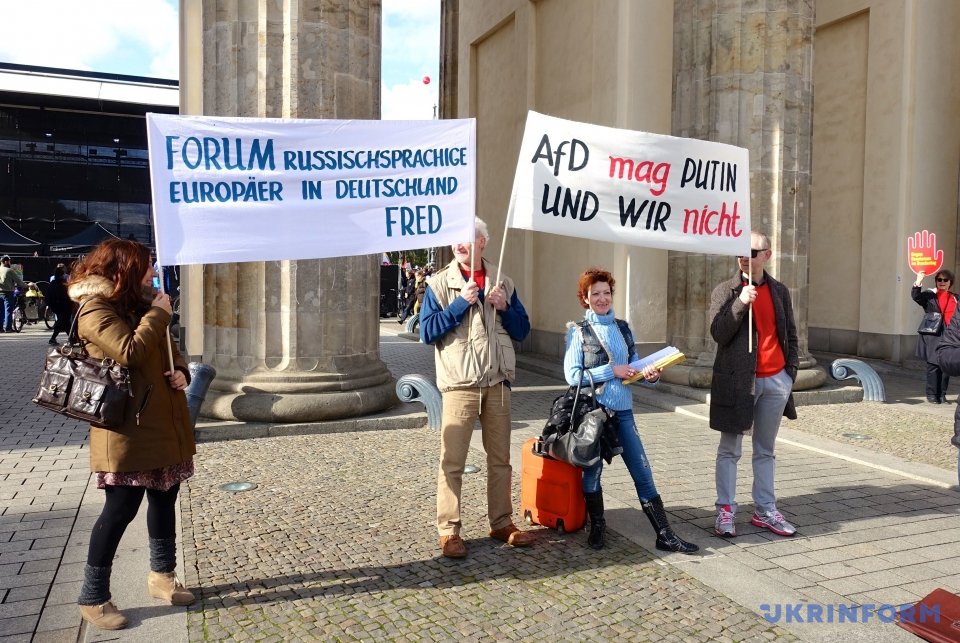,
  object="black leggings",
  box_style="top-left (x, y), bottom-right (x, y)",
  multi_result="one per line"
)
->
top-left (86, 484), bottom-right (180, 568)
